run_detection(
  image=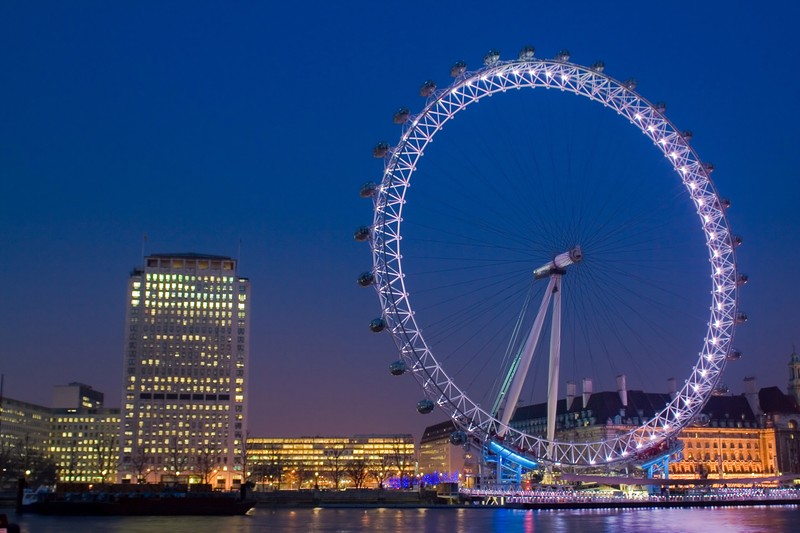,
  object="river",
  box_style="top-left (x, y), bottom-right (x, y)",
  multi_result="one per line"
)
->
top-left (4, 505), bottom-right (799, 532)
